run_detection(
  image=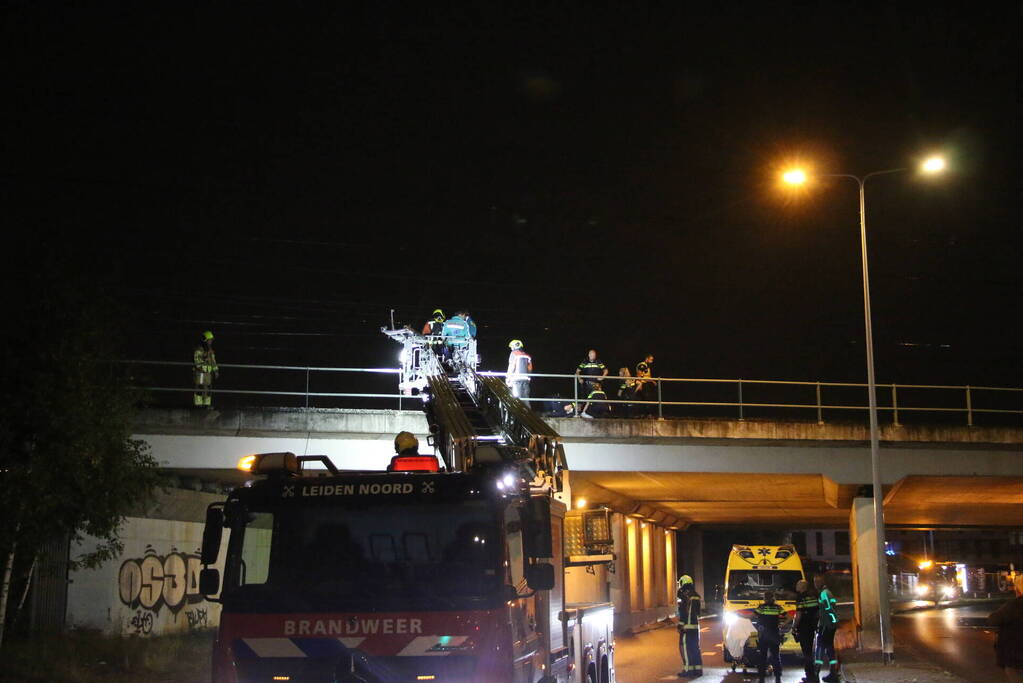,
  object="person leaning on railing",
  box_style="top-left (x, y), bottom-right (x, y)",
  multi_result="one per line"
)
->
top-left (581, 382), bottom-right (610, 419)
top-left (634, 353), bottom-right (655, 416)
top-left (617, 367), bottom-right (636, 418)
